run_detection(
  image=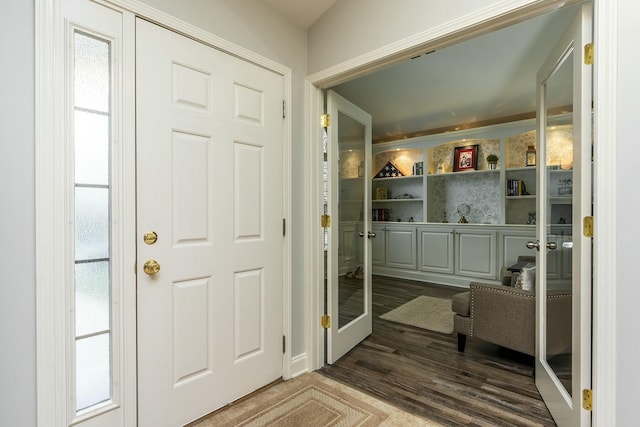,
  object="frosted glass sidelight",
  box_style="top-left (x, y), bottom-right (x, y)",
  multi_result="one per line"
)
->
top-left (74, 33), bottom-right (110, 113)
top-left (75, 187), bottom-right (110, 260)
top-left (75, 110), bottom-right (109, 186)
top-left (76, 333), bottom-right (111, 411)
top-left (75, 261), bottom-right (110, 337)
top-left (73, 28), bottom-right (113, 417)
